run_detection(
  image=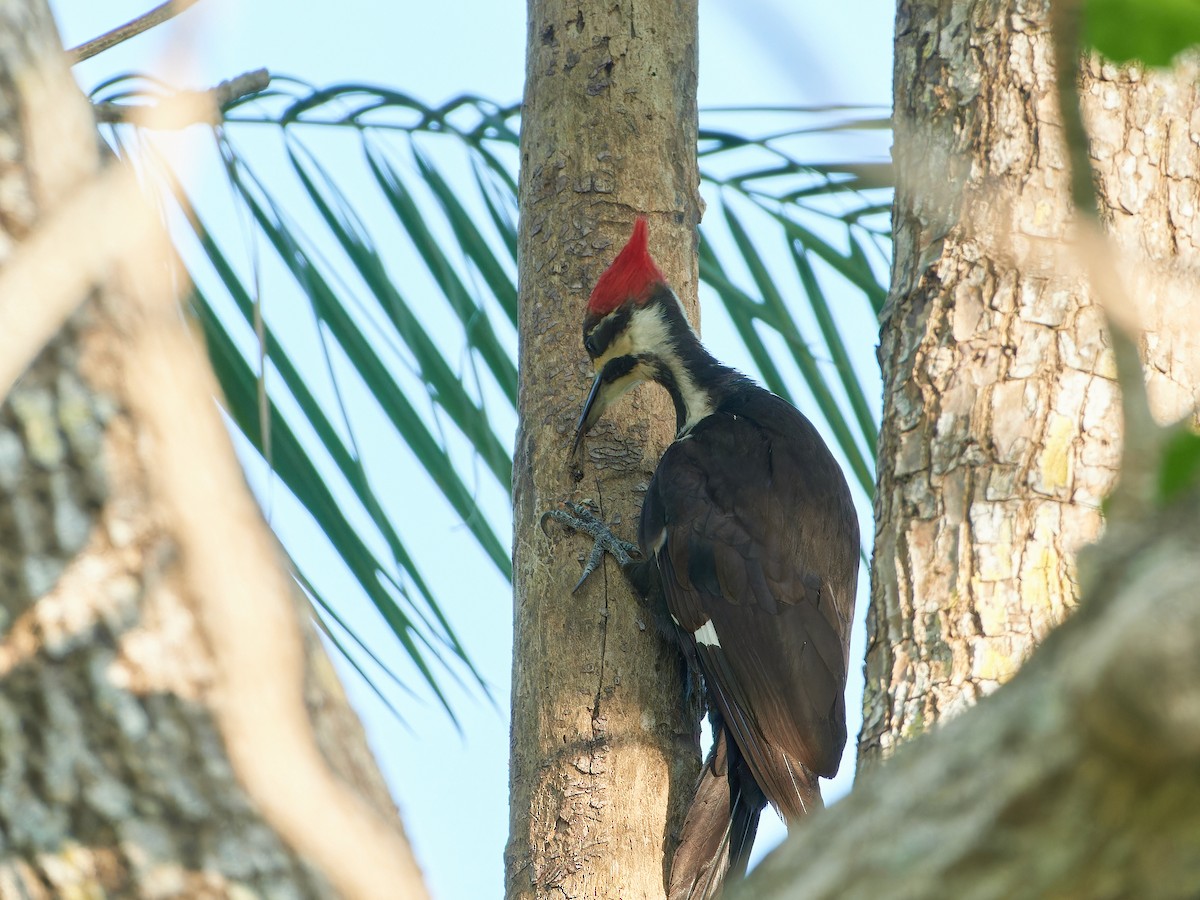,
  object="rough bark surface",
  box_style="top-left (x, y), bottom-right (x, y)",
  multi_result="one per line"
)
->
top-left (0, 1), bottom-right (408, 895)
top-left (863, 0), bottom-right (1200, 764)
top-left (508, 0), bottom-right (702, 897)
